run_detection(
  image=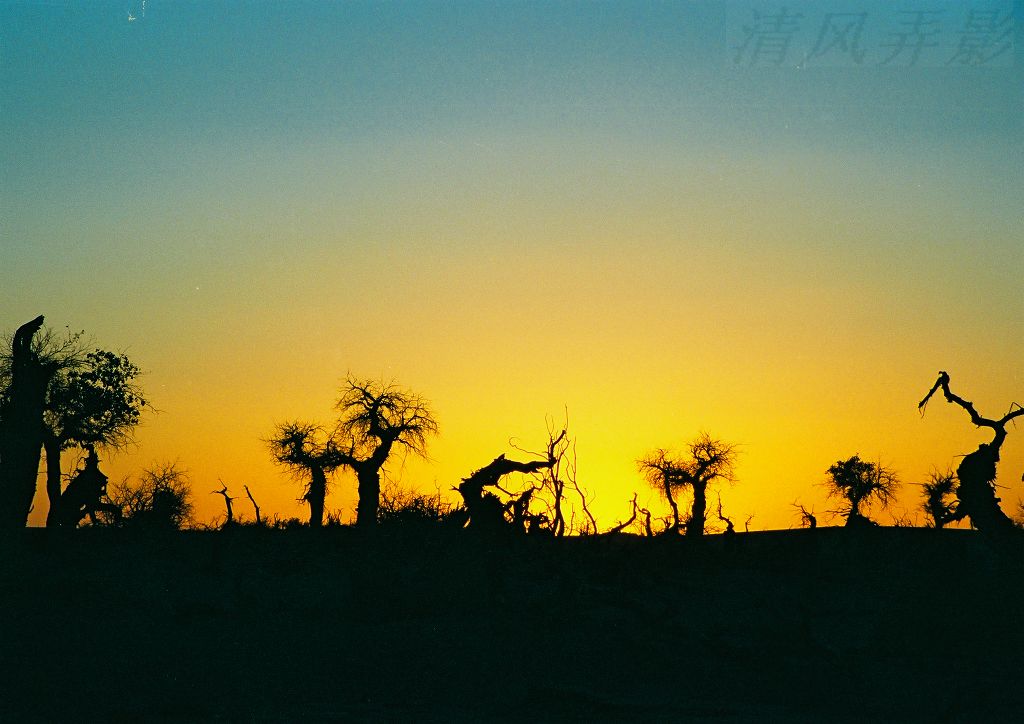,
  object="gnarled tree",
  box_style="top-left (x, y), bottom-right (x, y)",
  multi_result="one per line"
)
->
top-left (638, 433), bottom-right (738, 537)
top-left (267, 422), bottom-right (343, 528)
top-left (332, 377), bottom-right (438, 528)
top-left (824, 455), bottom-right (899, 527)
top-left (457, 428), bottom-right (566, 533)
top-left (919, 371), bottom-right (1023, 532)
